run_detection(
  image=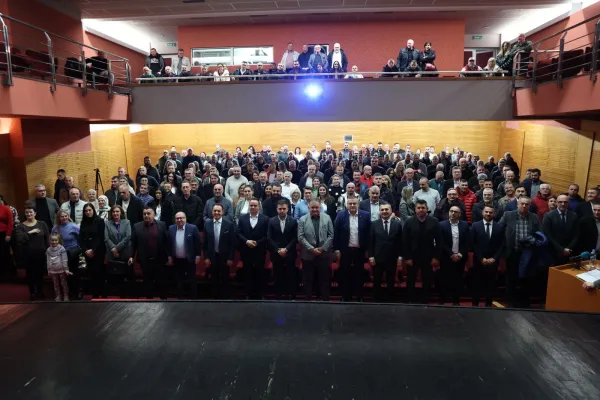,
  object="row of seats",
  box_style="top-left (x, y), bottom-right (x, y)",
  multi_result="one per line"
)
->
top-left (530, 46), bottom-right (599, 83)
top-left (0, 42), bottom-right (59, 79)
